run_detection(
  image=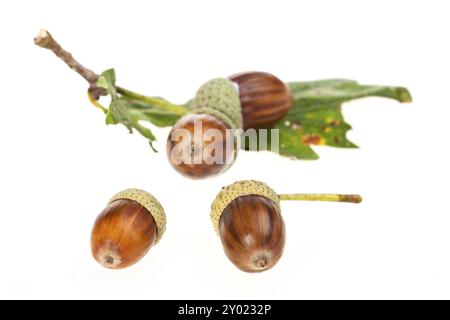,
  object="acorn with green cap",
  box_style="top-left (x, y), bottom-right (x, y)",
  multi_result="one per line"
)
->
top-left (166, 78), bottom-right (242, 179)
top-left (91, 189), bottom-right (166, 269)
top-left (210, 180), bottom-right (362, 273)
